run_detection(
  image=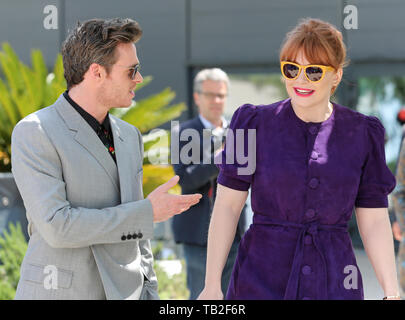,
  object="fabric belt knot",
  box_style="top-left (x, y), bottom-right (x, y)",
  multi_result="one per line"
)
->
top-left (252, 214), bottom-right (348, 300)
